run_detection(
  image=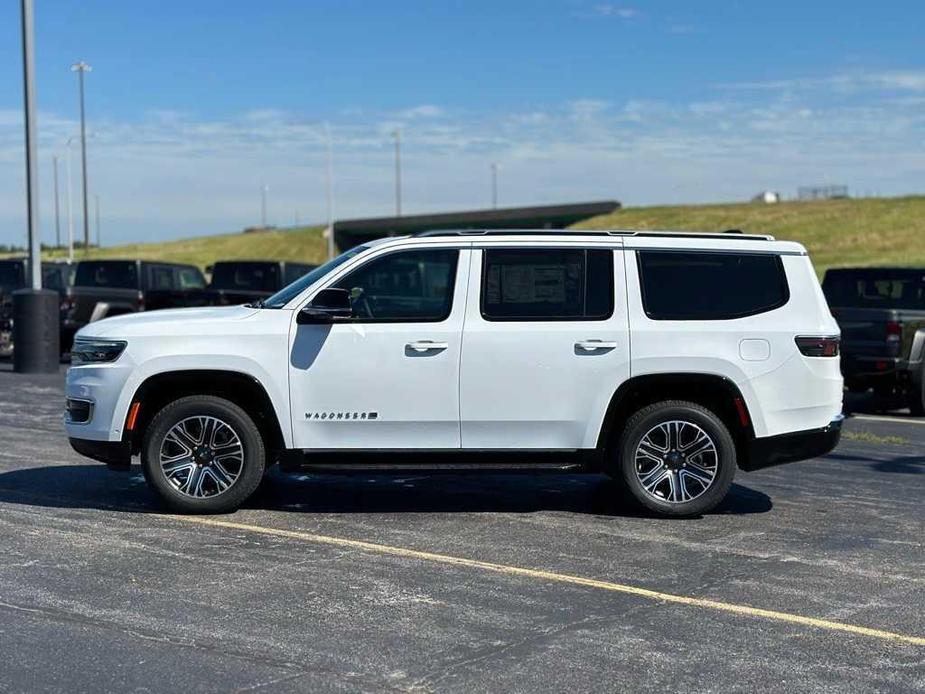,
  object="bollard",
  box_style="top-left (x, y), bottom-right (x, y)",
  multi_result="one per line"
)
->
top-left (12, 289), bottom-right (60, 373)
